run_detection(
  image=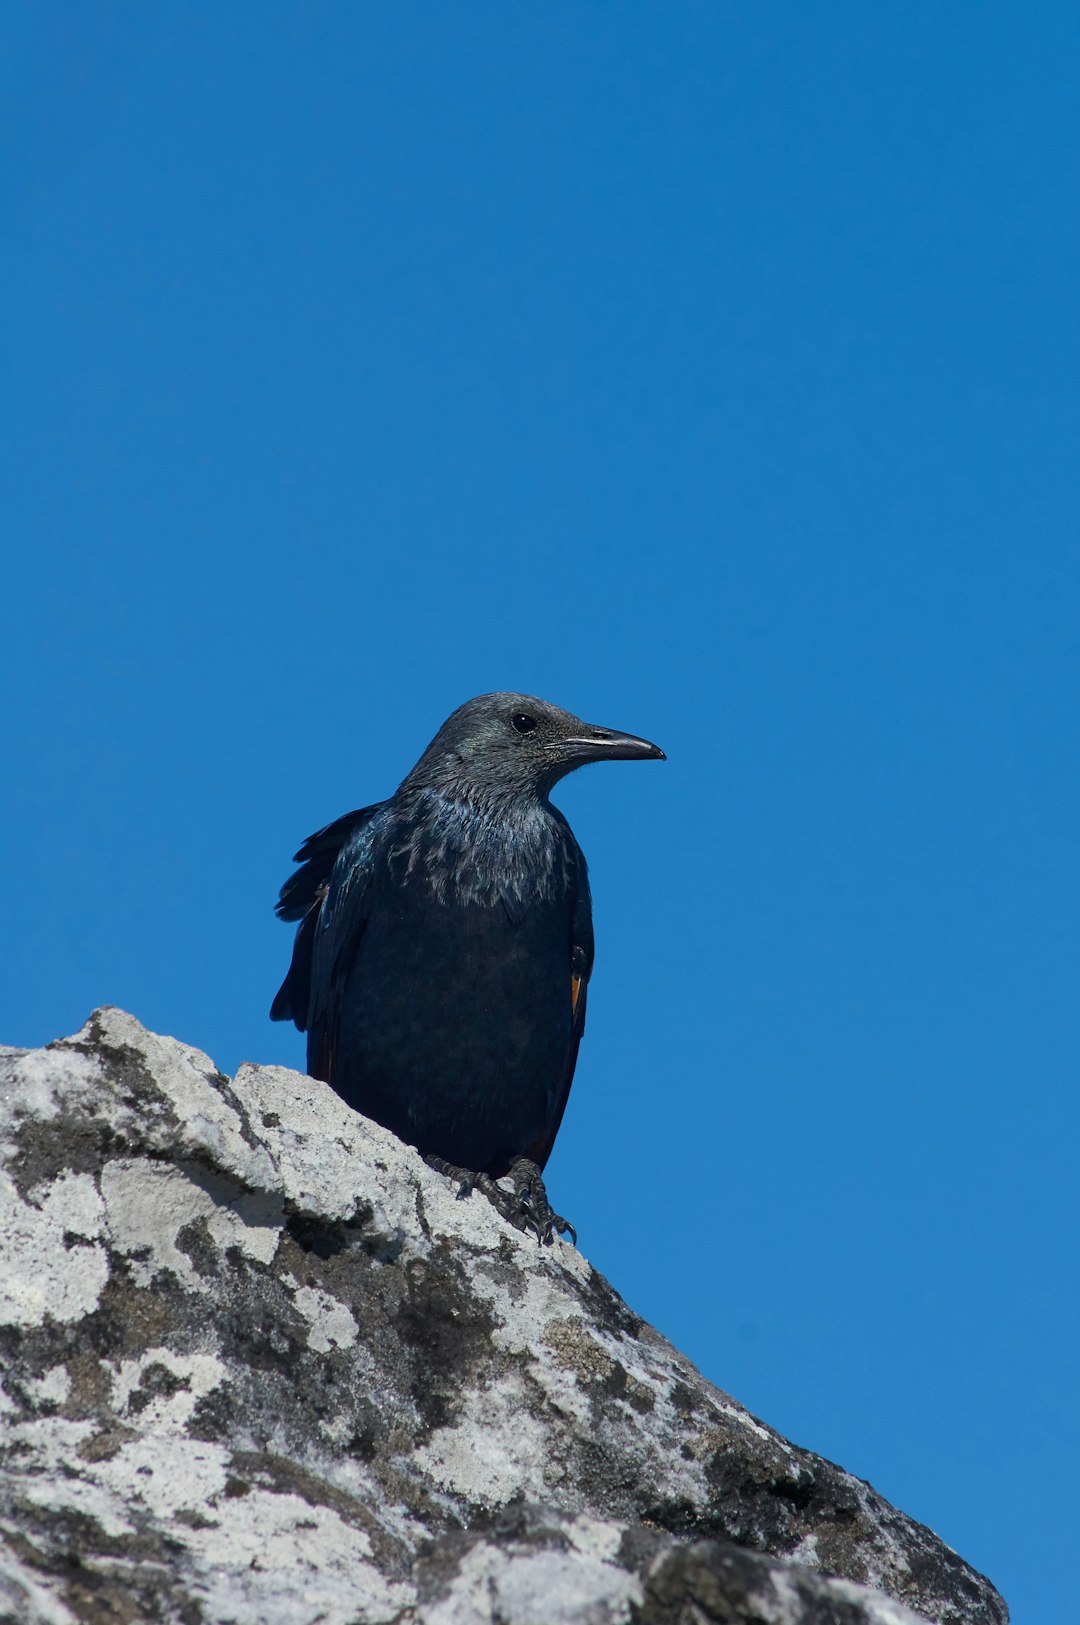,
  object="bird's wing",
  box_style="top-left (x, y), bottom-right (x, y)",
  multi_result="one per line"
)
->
top-left (533, 843), bottom-right (594, 1171)
top-left (274, 807), bottom-right (378, 923)
top-left (270, 805), bottom-right (381, 1034)
top-left (303, 814), bottom-right (383, 1085)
